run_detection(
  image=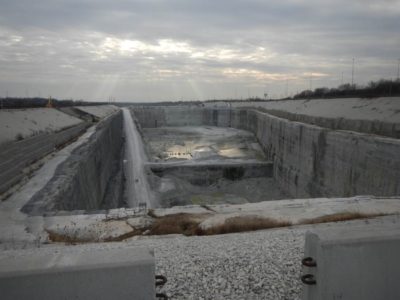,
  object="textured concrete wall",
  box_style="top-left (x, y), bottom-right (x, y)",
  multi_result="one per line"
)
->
top-left (132, 106), bottom-right (400, 198)
top-left (22, 112), bottom-right (124, 214)
top-left (0, 123), bottom-right (88, 195)
top-left (132, 106), bottom-right (206, 127)
top-left (302, 223), bottom-right (400, 300)
top-left (230, 109), bottom-right (400, 198)
top-left (0, 246), bottom-right (155, 300)
top-left (132, 106), bottom-right (231, 128)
